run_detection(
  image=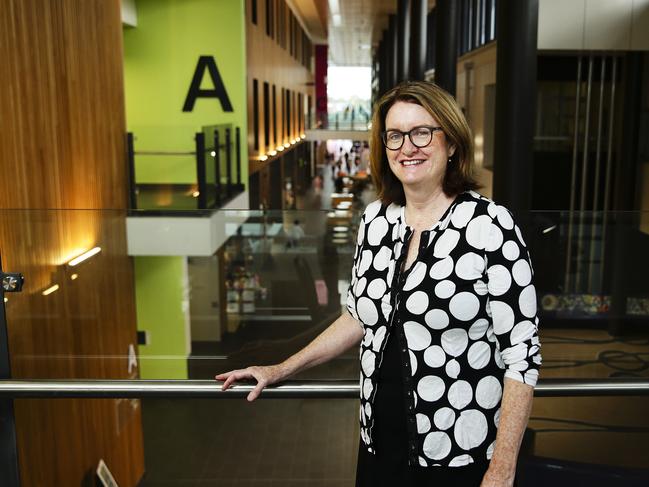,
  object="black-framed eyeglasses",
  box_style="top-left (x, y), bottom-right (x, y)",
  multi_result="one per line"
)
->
top-left (381, 125), bottom-right (444, 150)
